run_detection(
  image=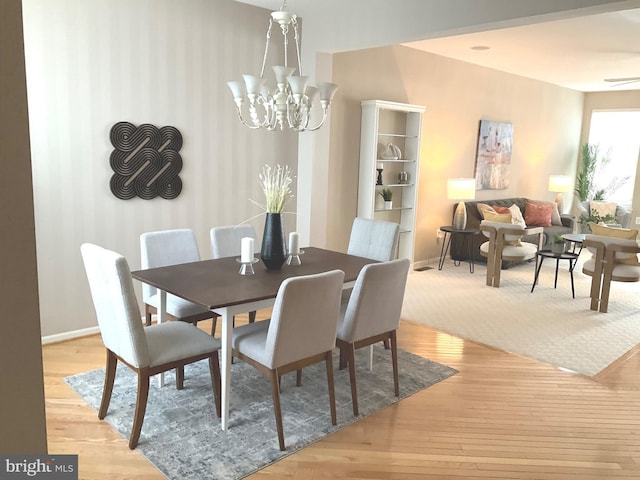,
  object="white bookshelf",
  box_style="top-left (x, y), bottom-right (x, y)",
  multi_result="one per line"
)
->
top-left (358, 100), bottom-right (425, 262)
